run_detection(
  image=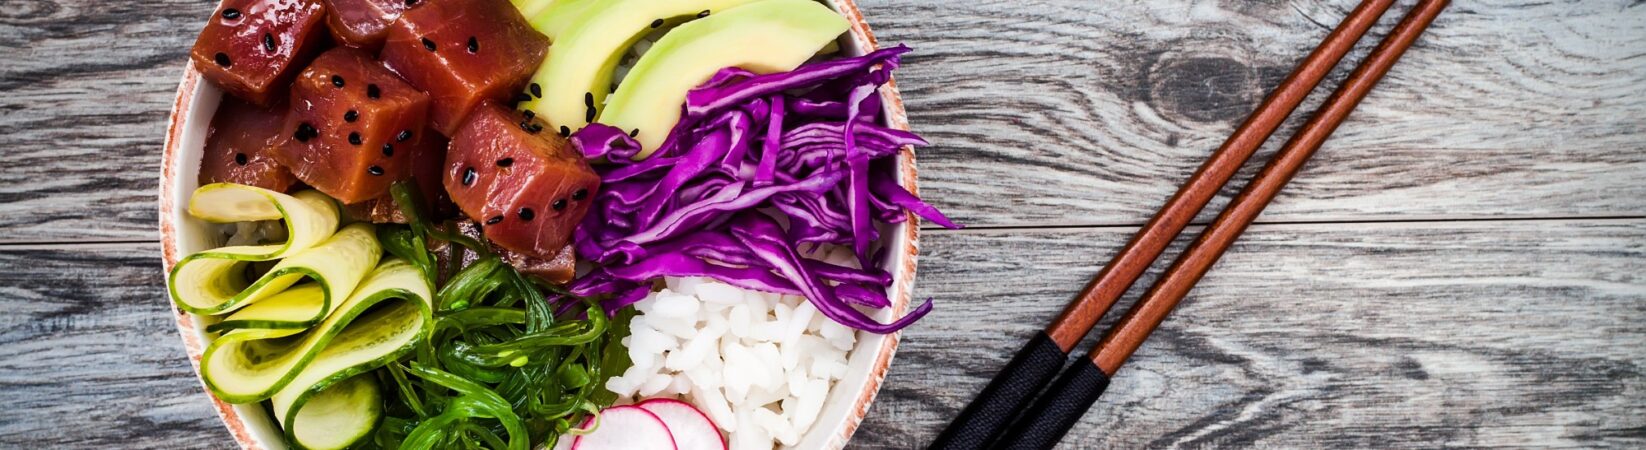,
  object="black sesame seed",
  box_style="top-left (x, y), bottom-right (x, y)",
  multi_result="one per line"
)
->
top-left (496, 157), bottom-right (513, 167)
top-left (528, 123), bottom-right (543, 133)
top-left (551, 199), bottom-right (567, 211)
top-left (583, 92), bottom-right (594, 107)
top-left (396, 129), bottom-right (412, 142)
top-left (222, 8), bottom-right (241, 19)
top-left (461, 167), bottom-right (476, 186)
top-left (650, 18), bottom-right (664, 28)
top-left (485, 215), bottom-right (503, 225)
top-left (381, 143), bottom-right (394, 156)
top-left (466, 36), bottom-right (478, 53)
top-left (629, 128), bottom-right (639, 138)
top-left (517, 207), bottom-right (535, 221)
top-left (295, 123), bottom-right (317, 142)
top-left (512, 93), bottom-right (532, 104)
top-left (571, 188), bottom-right (588, 200)
top-left (366, 84), bottom-right (381, 99)
top-left (558, 125), bottom-right (570, 137)
top-left (344, 110), bottom-right (358, 122)
top-left (404, 0), bottom-right (417, 5)
top-left (530, 83), bottom-right (542, 98)
top-left (367, 165), bottom-right (384, 176)
top-left (522, 110), bottom-right (535, 119)
top-left (213, 52), bottom-right (231, 67)
top-left (421, 37), bottom-right (436, 51)
top-left (519, 121), bottom-right (533, 132)
top-left (697, 9), bottom-right (710, 18)
top-left (263, 33), bottom-right (276, 53)
top-left (585, 105), bottom-right (596, 123)
top-left (234, 152), bottom-right (248, 166)
top-left (331, 75), bottom-right (345, 88)
top-left (348, 132), bottom-right (362, 145)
